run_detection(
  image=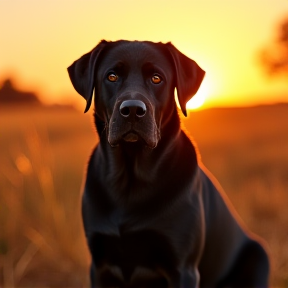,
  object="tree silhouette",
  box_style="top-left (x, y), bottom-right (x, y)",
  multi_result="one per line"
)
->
top-left (0, 78), bottom-right (42, 105)
top-left (261, 16), bottom-right (288, 76)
